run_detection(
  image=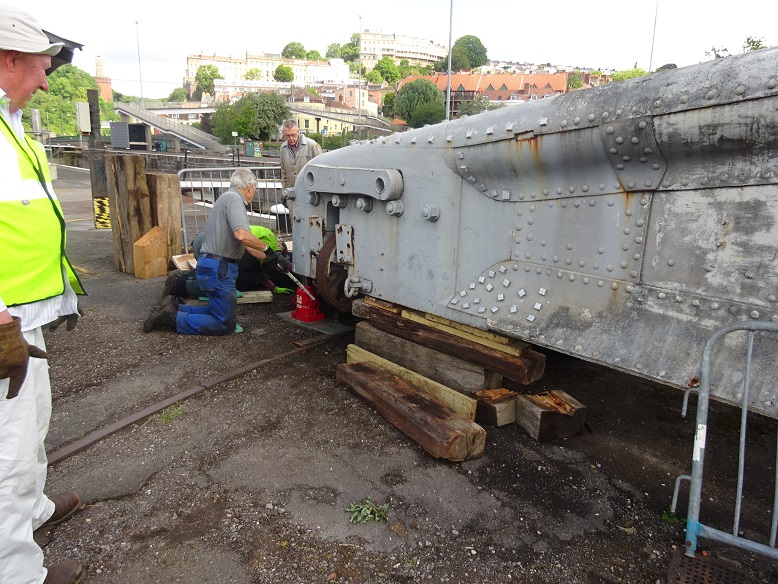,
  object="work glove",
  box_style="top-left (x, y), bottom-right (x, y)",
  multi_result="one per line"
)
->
top-left (263, 249), bottom-right (281, 272)
top-left (48, 304), bottom-right (85, 332)
top-left (278, 255), bottom-right (292, 273)
top-left (0, 317), bottom-right (48, 399)
top-left (272, 286), bottom-right (294, 295)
